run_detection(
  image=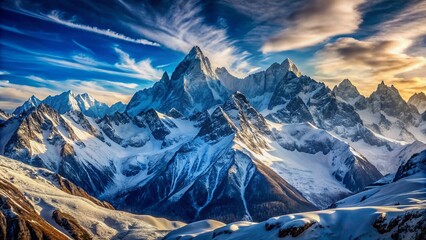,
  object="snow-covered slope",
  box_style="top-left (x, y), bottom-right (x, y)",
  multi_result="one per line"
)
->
top-left (165, 205), bottom-right (425, 240)
top-left (113, 93), bottom-right (318, 223)
top-left (0, 91), bottom-right (383, 223)
top-left (0, 155), bottom-right (184, 240)
top-left (164, 152), bottom-right (426, 240)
